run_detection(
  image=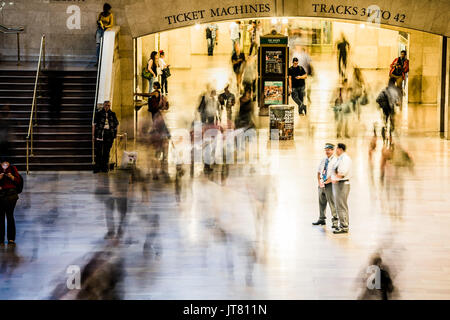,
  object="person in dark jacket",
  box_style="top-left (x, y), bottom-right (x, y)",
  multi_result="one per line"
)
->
top-left (93, 101), bottom-right (119, 173)
top-left (0, 157), bottom-right (21, 245)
